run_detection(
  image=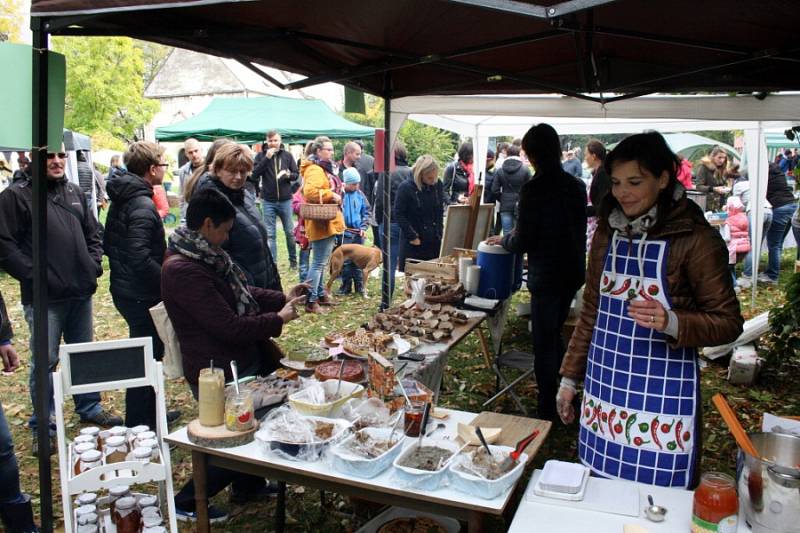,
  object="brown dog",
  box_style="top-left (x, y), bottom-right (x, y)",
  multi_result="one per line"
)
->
top-left (326, 243), bottom-right (383, 297)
